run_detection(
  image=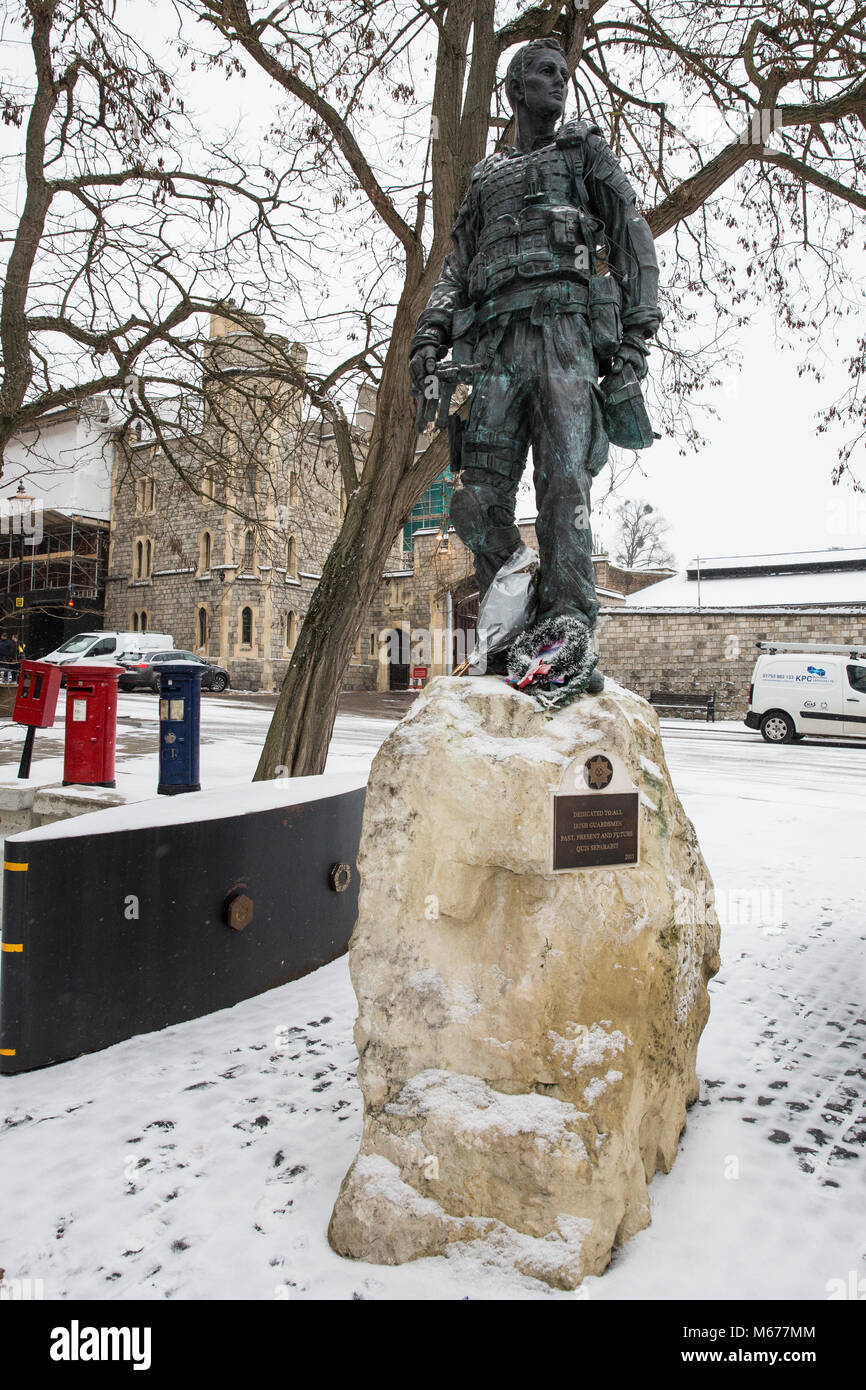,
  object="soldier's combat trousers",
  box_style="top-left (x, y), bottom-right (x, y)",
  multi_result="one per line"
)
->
top-left (450, 307), bottom-right (608, 629)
